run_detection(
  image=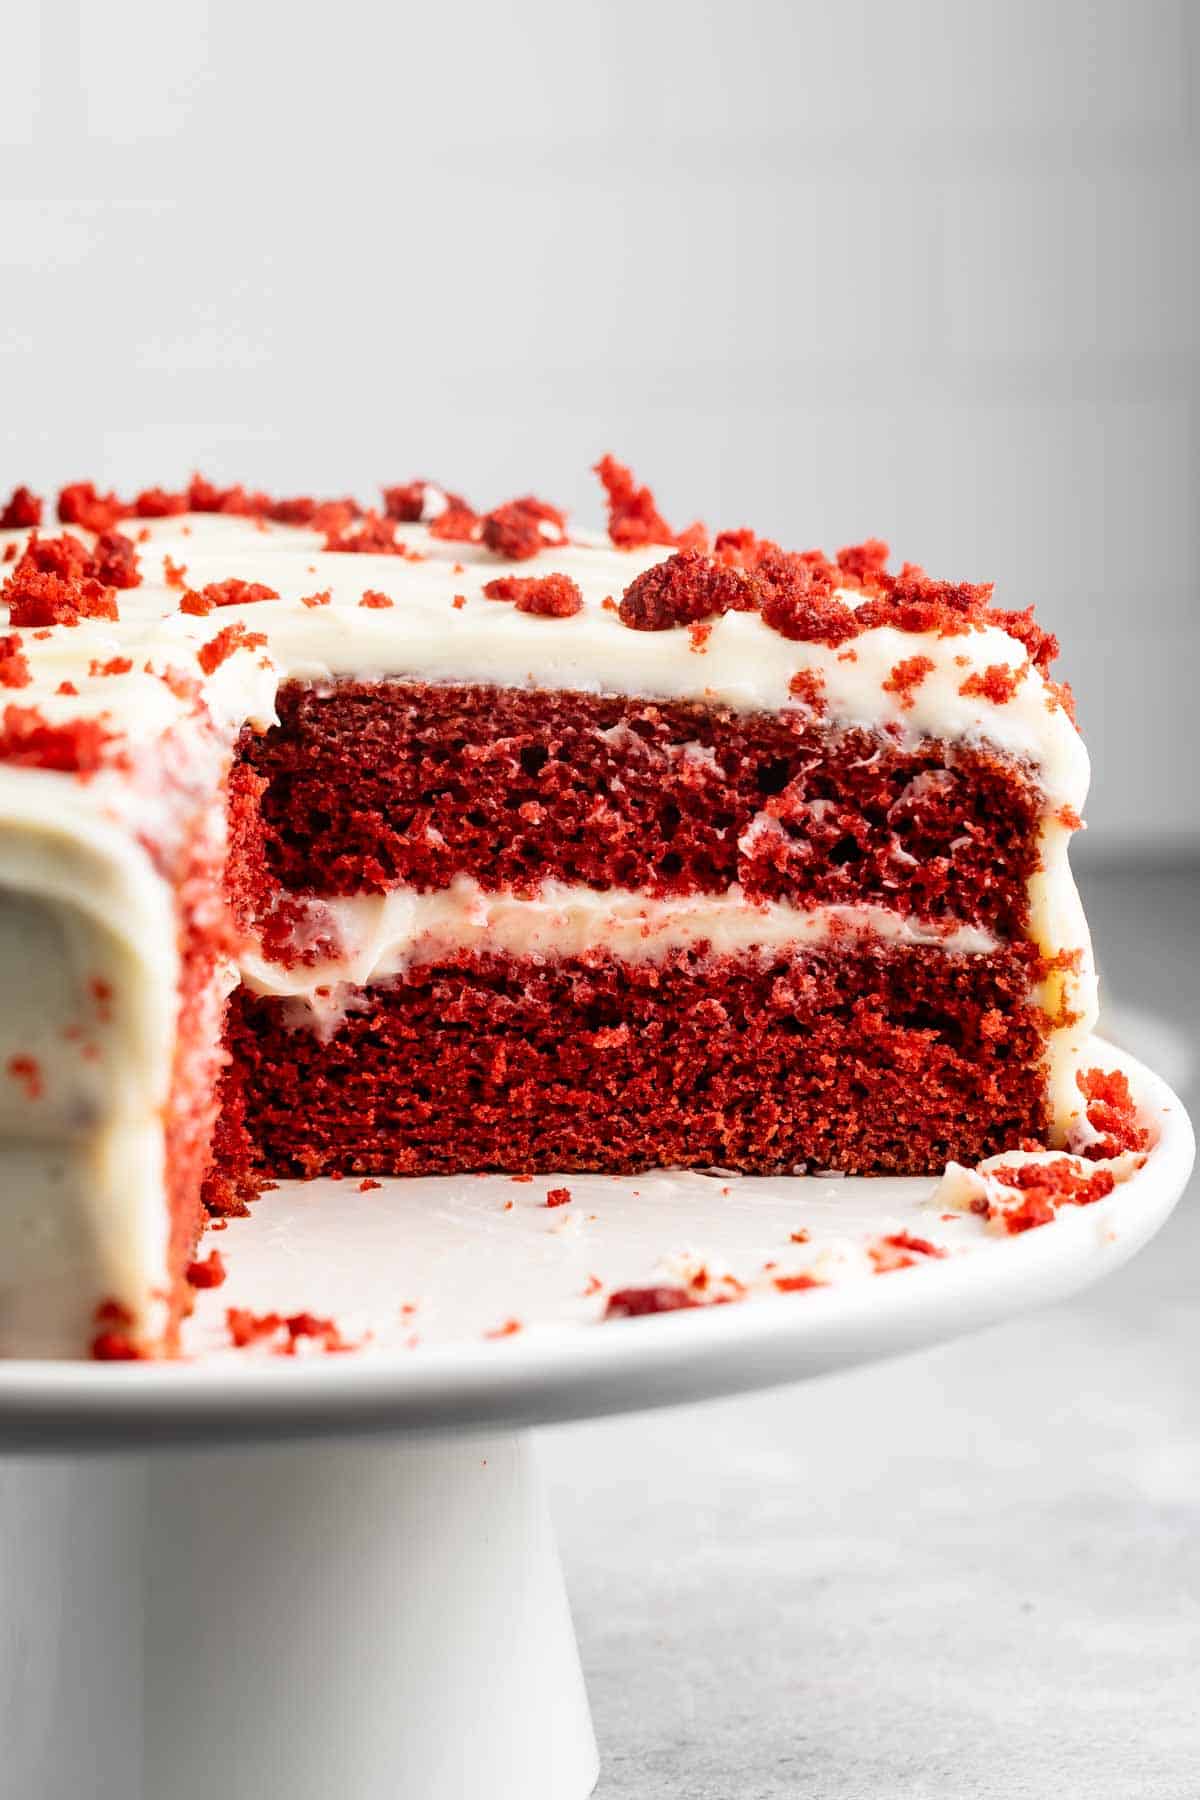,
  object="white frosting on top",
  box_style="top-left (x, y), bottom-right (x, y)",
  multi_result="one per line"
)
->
top-left (0, 508), bottom-right (1097, 1354)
